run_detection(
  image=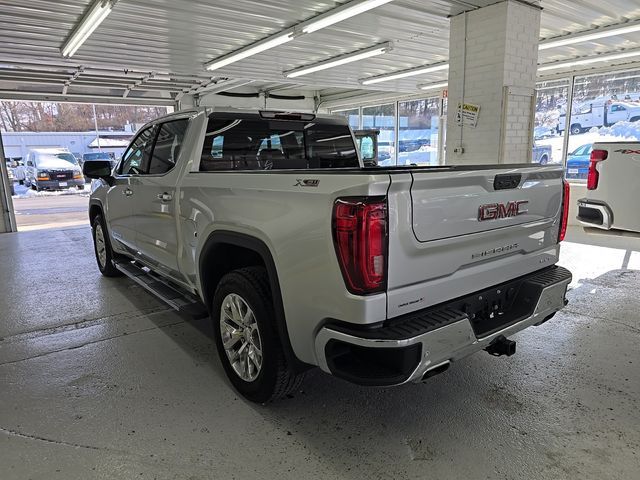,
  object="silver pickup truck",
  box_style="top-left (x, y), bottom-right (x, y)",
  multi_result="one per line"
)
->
top-left (84, 109), bottom-right (572, 403)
